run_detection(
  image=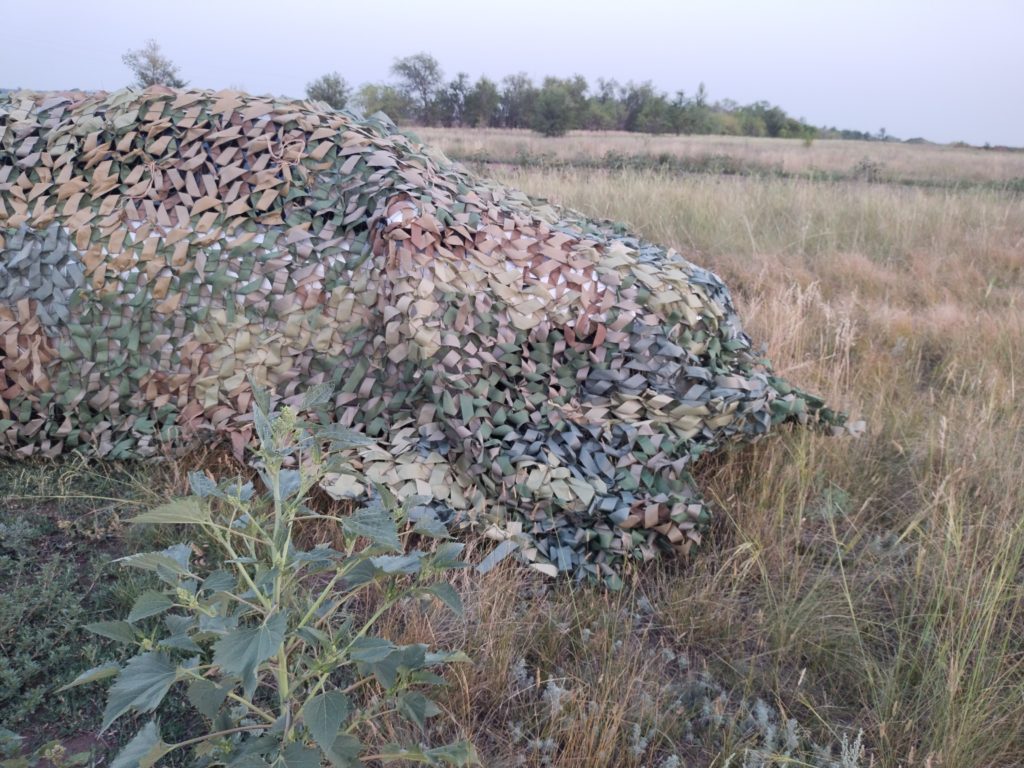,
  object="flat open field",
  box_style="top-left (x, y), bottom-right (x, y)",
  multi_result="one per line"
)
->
top-left (415, 127), bottom-right (1024, 186)
top-left (3, 130), bottom-right (1023, 767)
